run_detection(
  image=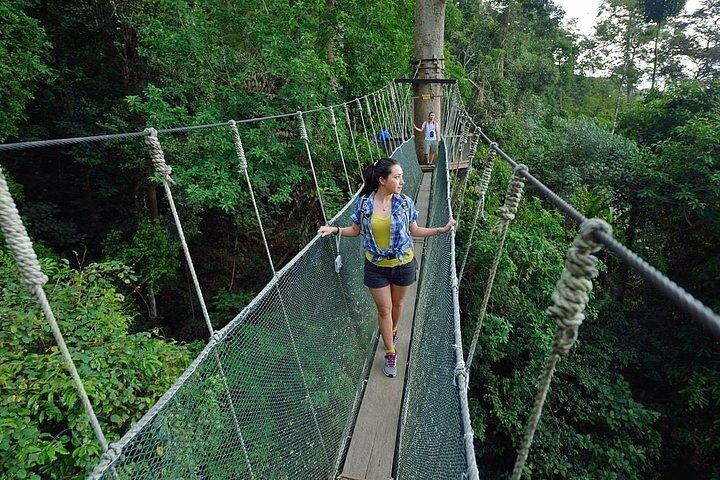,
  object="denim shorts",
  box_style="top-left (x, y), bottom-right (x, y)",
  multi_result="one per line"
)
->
top-left (364, 258), bottom-right (417, 288)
